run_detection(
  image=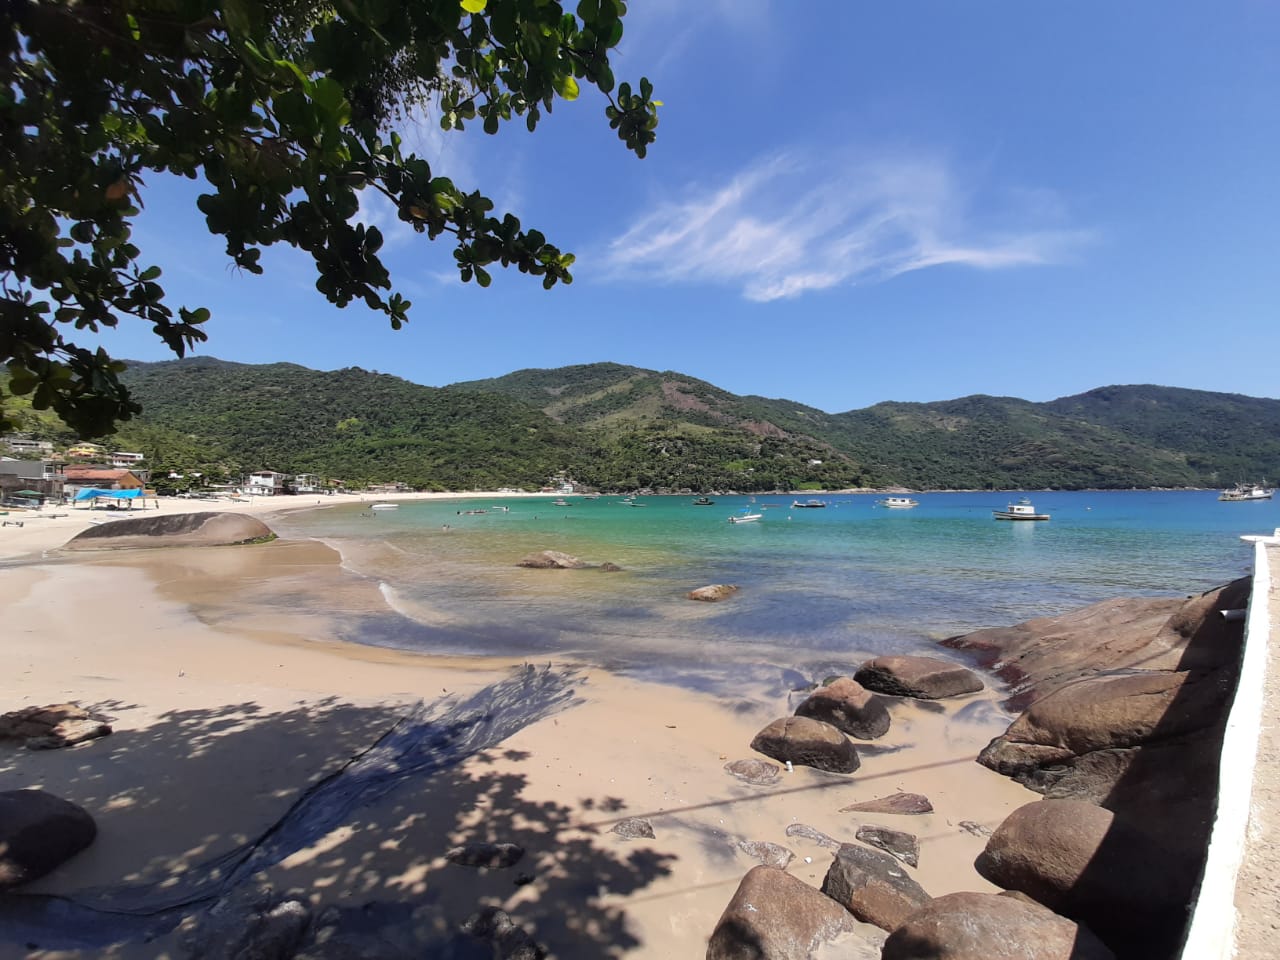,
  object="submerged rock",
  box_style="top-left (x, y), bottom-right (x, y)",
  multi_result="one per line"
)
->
top-left (784, 823), bottom-right (841, 850)
top-left (688, 584), bottom-right (740, 602)
top-left (738, 840), bottom-right (795, 869)
top-left (516, 550), bottom-right (584, 569)
top-left (750, 717), bottom-right (860, 773)
top-left (854, 655), bottom-right (984, 700)
top-left (724, 758), bottom-right (781, 785)
top-left (461, 907), bottom-right (546, 960)
top-left (611, 817), bottom-right (656, 840)
top-left (445, 841), bottom-right (525, 868)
